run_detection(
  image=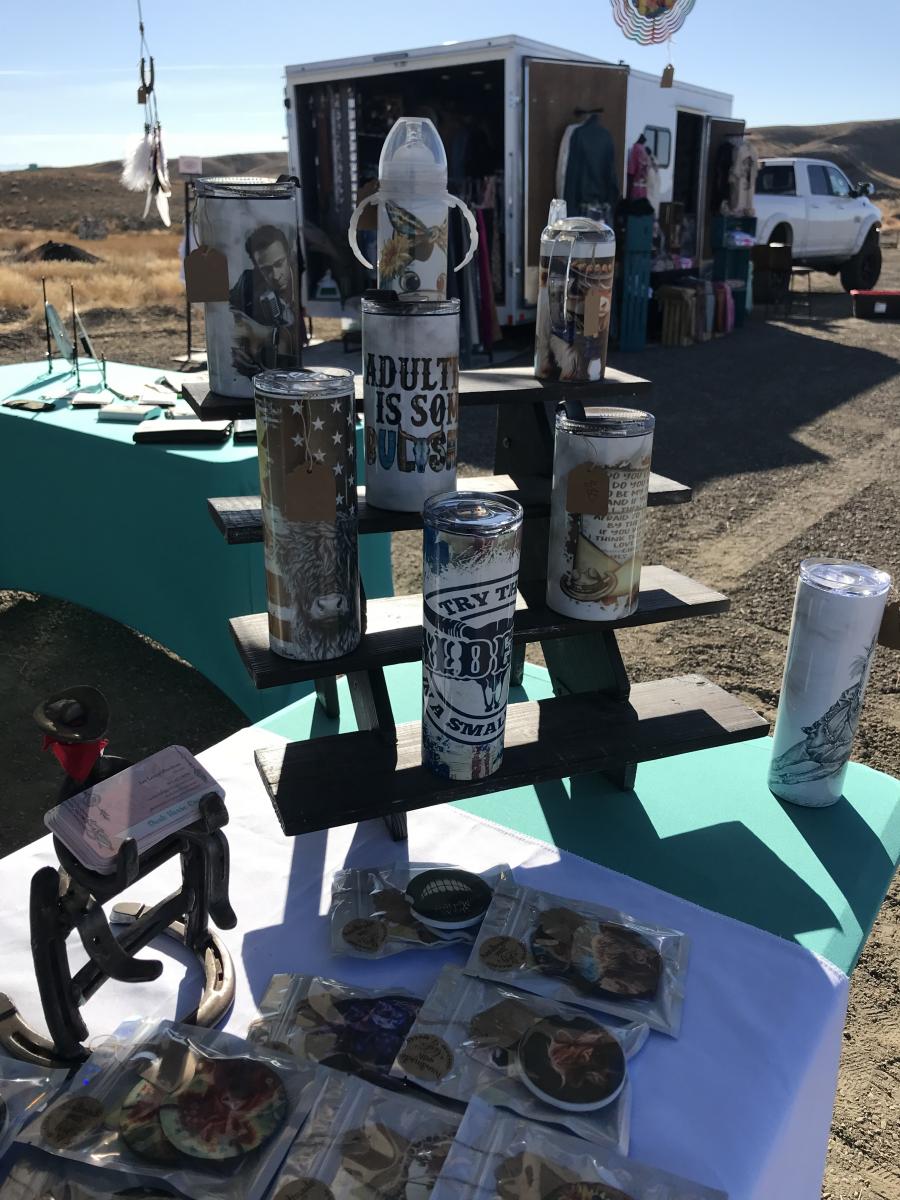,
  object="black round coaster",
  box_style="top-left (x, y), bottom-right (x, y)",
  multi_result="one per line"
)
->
top-left (570, 922), bottom-right (662, 1000)
top-left (517, 1015), bottom-right (626, 1113)
top-left (405, 869), bottom-right (493, 931)
top-left (530, 907), bottom-right (584, 978)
